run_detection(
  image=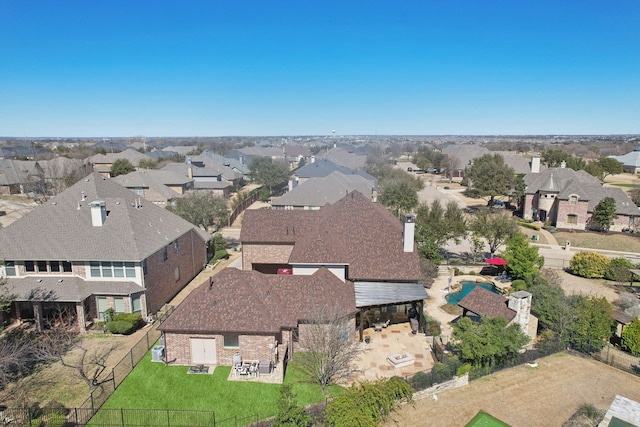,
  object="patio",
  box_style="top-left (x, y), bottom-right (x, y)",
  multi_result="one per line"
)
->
top-left (347, 322), bottom-right (436, 383)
